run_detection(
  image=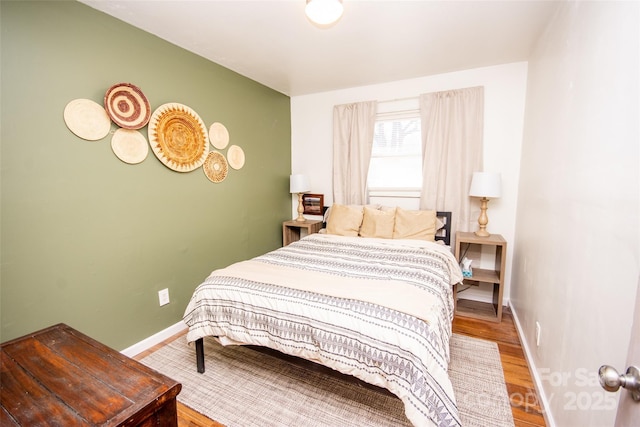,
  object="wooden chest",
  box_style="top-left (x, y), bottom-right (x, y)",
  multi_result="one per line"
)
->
top-left (0, 323), bottom-right (181, 426)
